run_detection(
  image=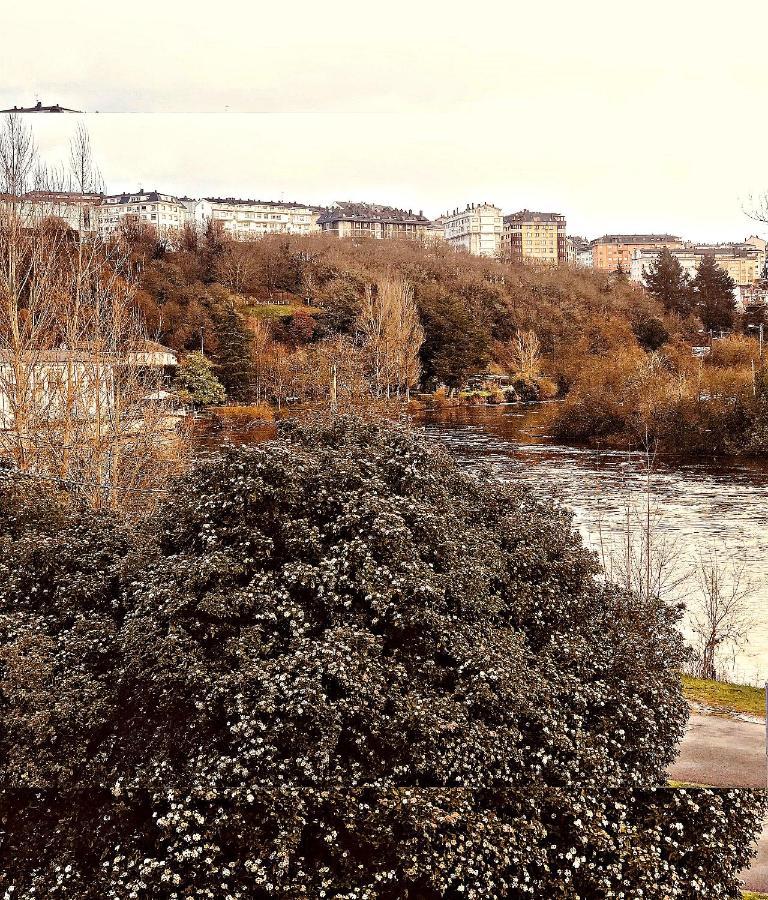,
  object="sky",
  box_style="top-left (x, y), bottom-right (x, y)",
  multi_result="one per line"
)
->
top-left (2, 0), bottom-right (768, 241)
